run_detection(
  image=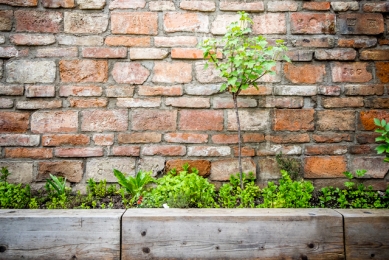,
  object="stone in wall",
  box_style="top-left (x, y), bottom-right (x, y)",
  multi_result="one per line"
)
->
top-left (6, 60), bottom-right (56, 83)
